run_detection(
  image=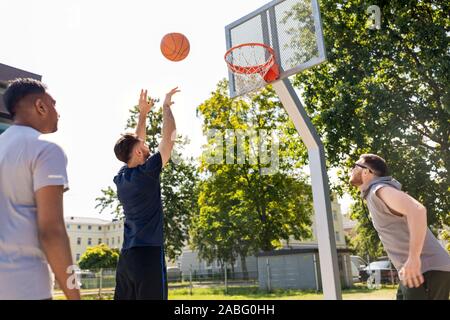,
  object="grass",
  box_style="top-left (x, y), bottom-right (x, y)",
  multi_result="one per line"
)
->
top-left (54, 284), bottom-right (398, 300)
top-left (168, 284), bottom-right (397, 300)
